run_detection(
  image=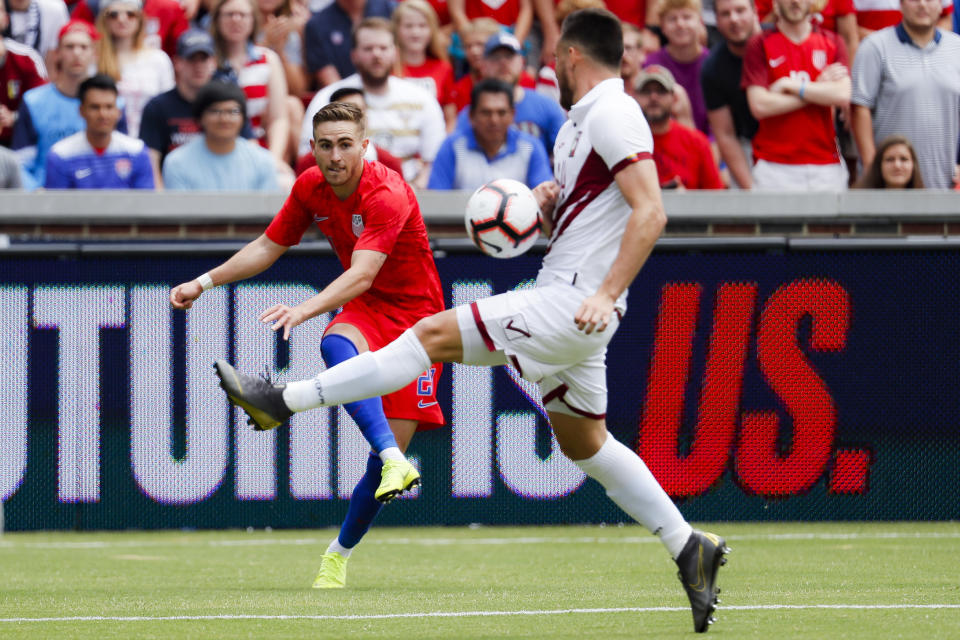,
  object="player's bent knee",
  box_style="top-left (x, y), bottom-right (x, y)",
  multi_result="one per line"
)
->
top-left (412, 311), bottom-right (463, 363)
